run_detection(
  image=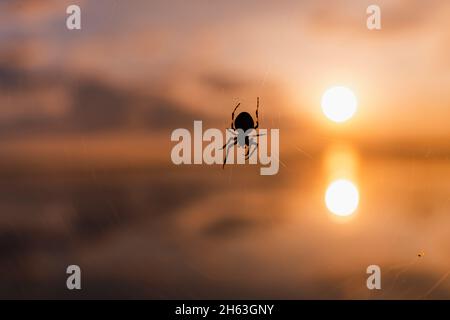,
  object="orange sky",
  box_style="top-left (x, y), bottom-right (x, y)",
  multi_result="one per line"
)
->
top-left (0, 0), bottom-right (449, 145)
